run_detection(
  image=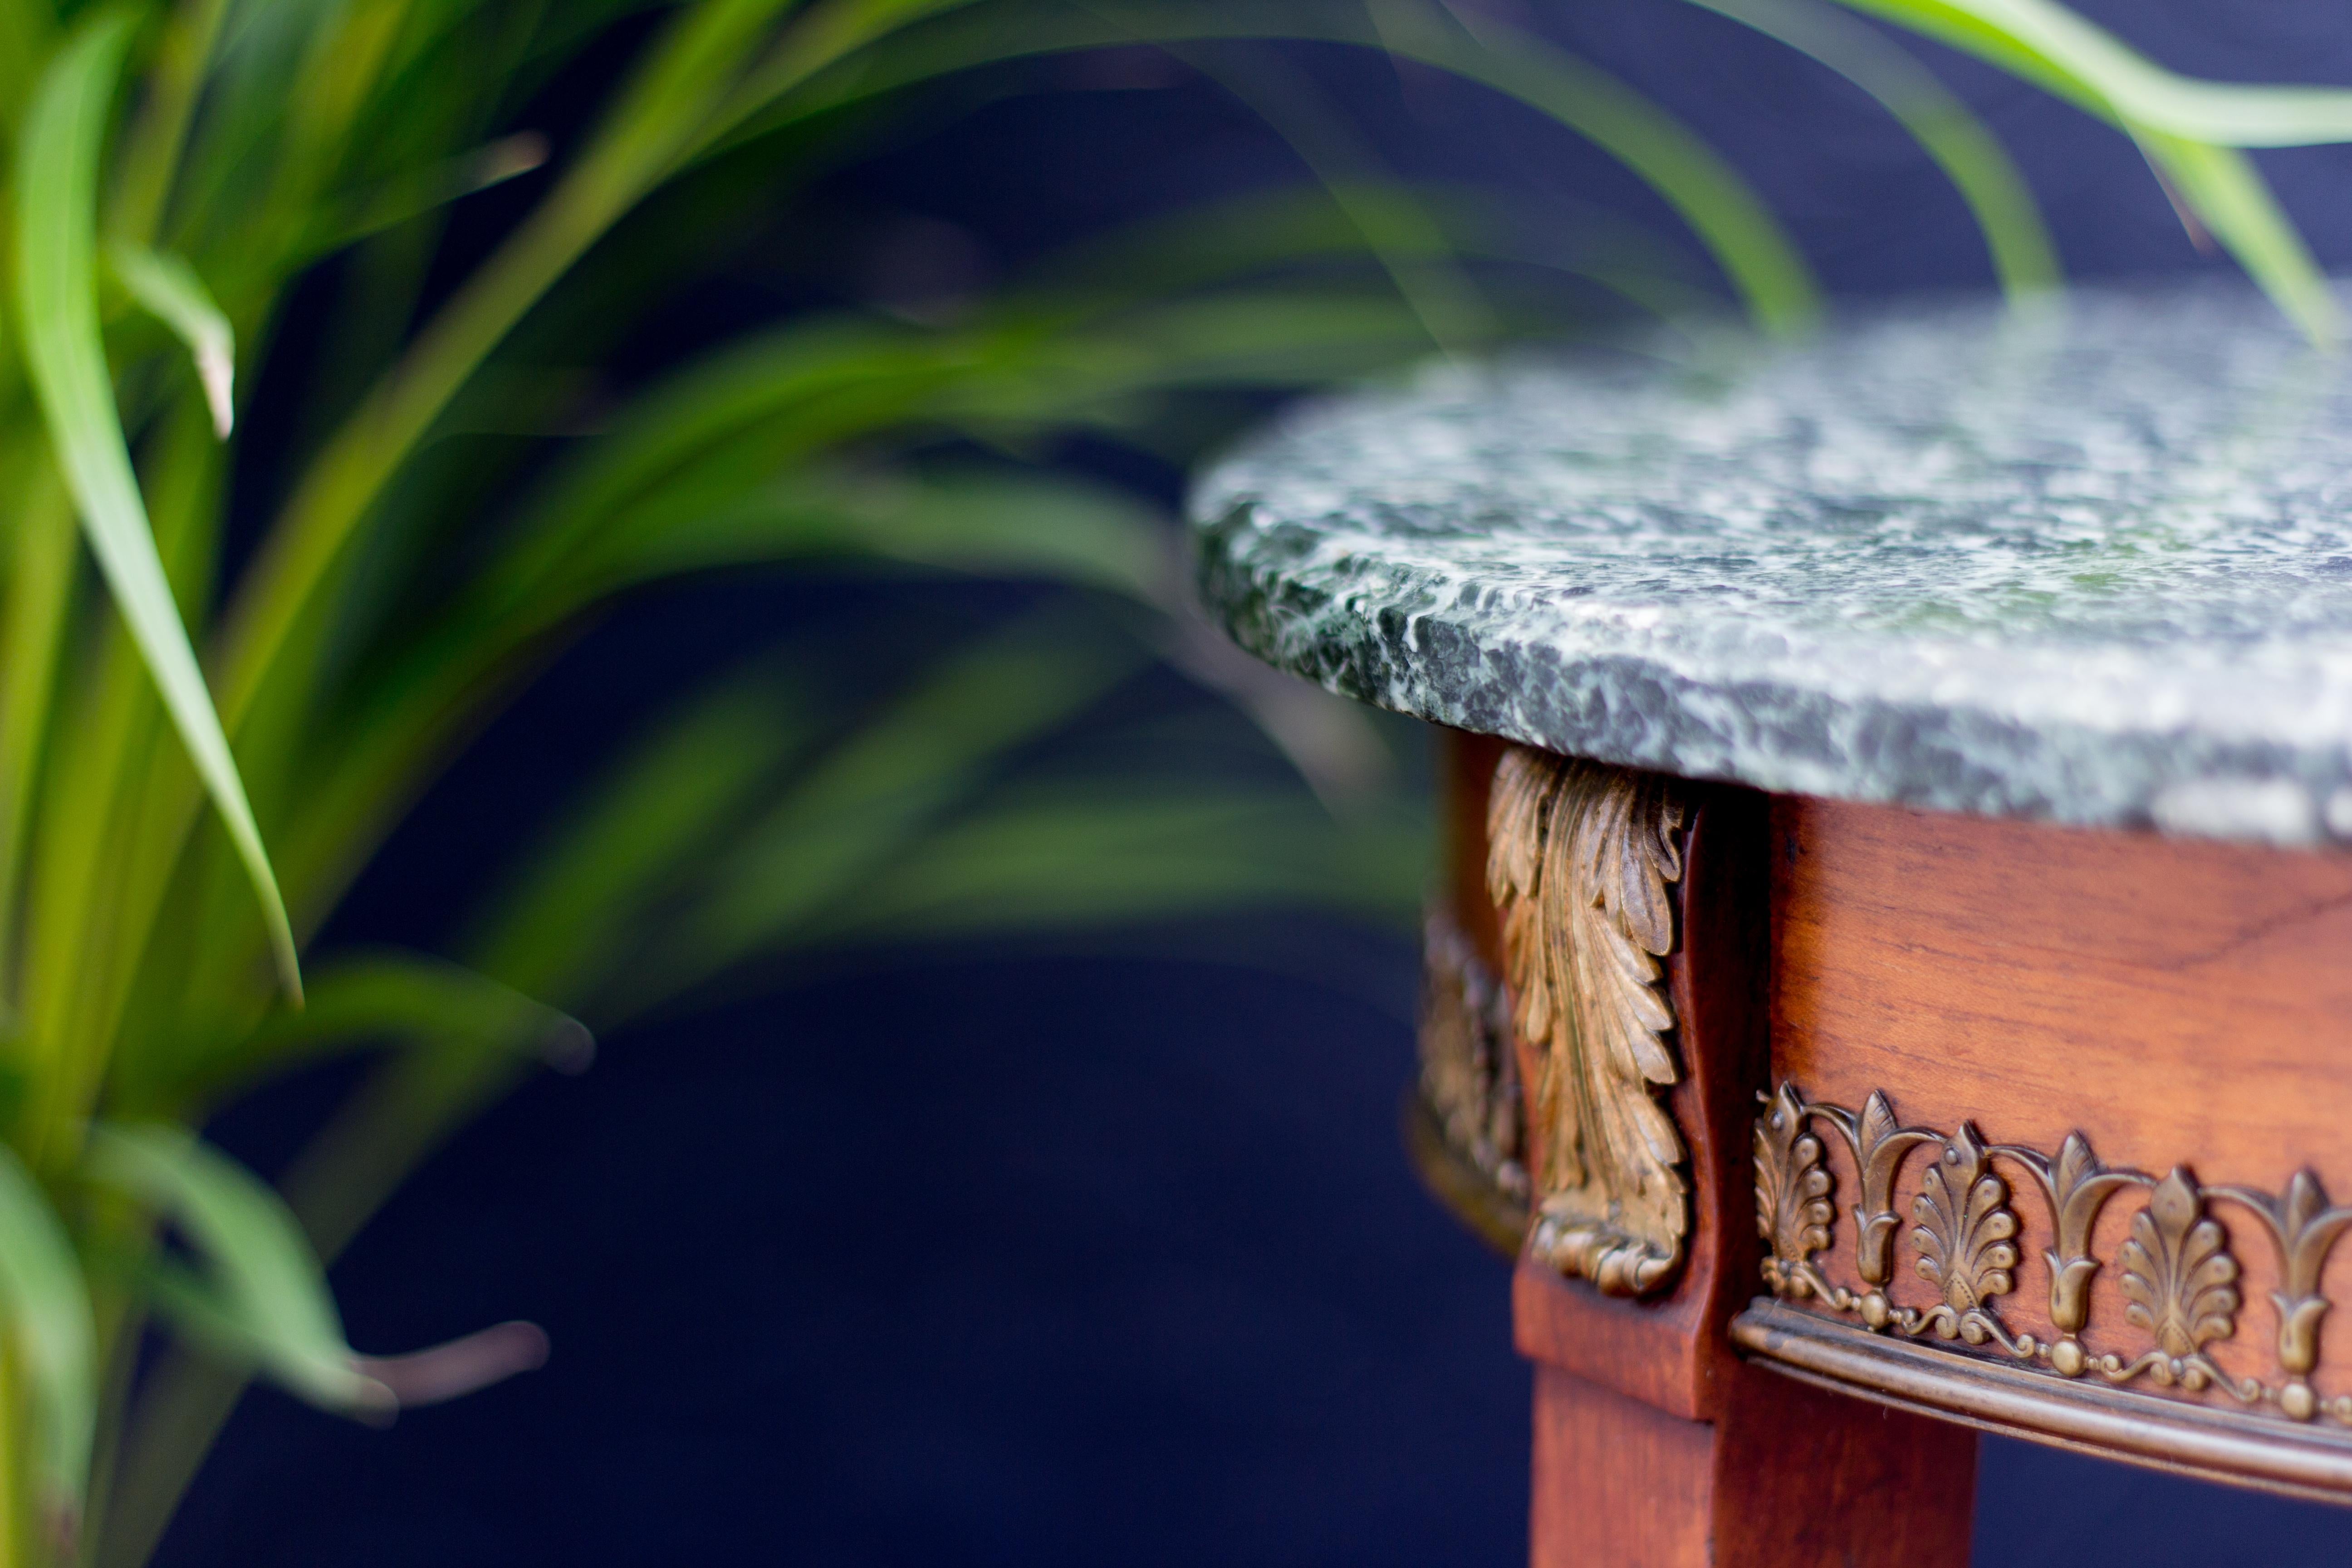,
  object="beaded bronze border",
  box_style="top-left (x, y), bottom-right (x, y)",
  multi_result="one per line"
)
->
top-left (1753, 1082), bottom-right (2352, 1426)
